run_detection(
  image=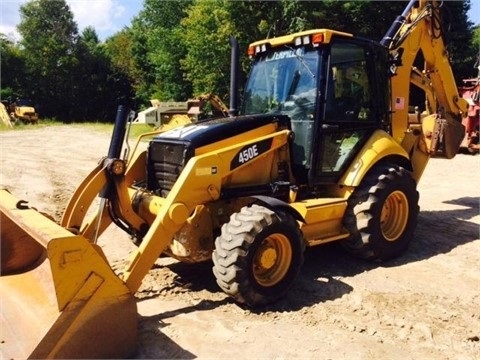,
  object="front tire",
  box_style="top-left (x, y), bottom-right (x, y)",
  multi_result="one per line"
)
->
top-left (342, 163), bottom-right (419, 261)
top-left (212, 204), bottom-right (305, 307)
